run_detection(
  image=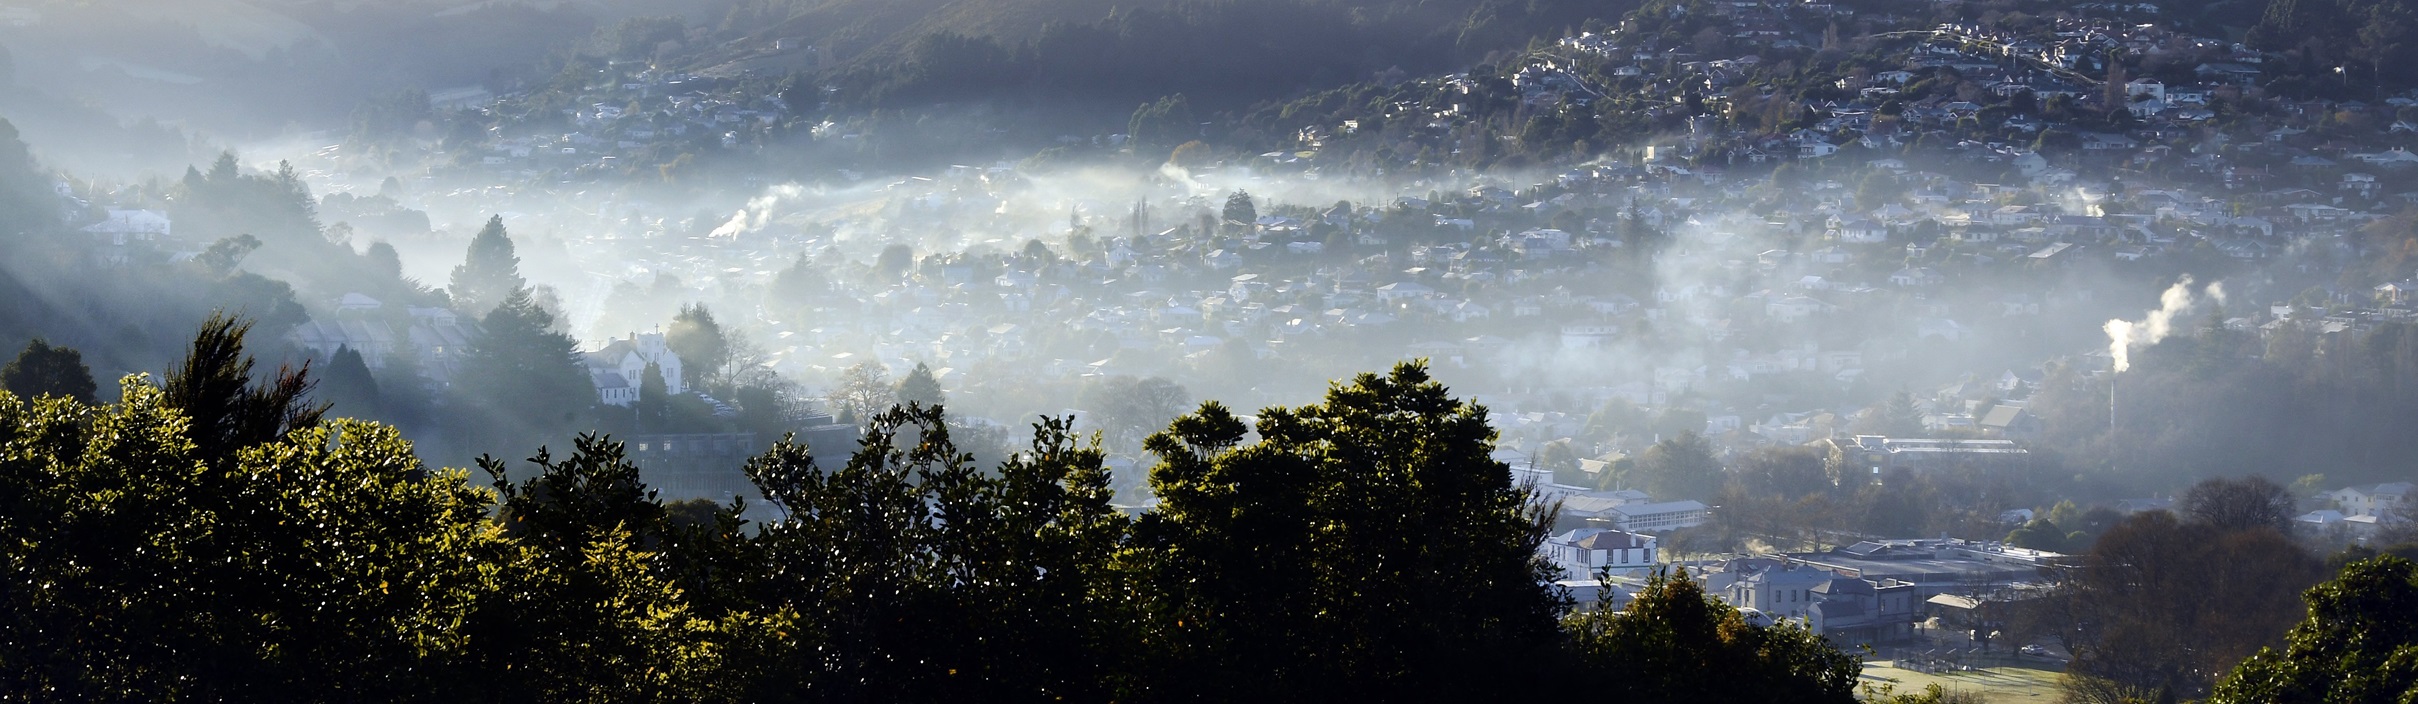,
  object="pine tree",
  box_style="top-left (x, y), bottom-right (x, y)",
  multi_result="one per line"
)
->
top-left (896, 362), bottom-right (944, 408)
top-left (206, 151), bottom-right (240, 183)
top-left (448, 216), bottom-right (525, 318)
top-left (454, 288), bottom-right (591, 457)
top-left (1222, 190), bottom-right (1258, 228)
top-left (315, 345), bottom-right (381, 419)
top-left (162, 313), bottom-right (325, 465)
top-left (666, 303), bottom-right (728, 390)
top-left (636, 360), bottom-right (668, 432)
